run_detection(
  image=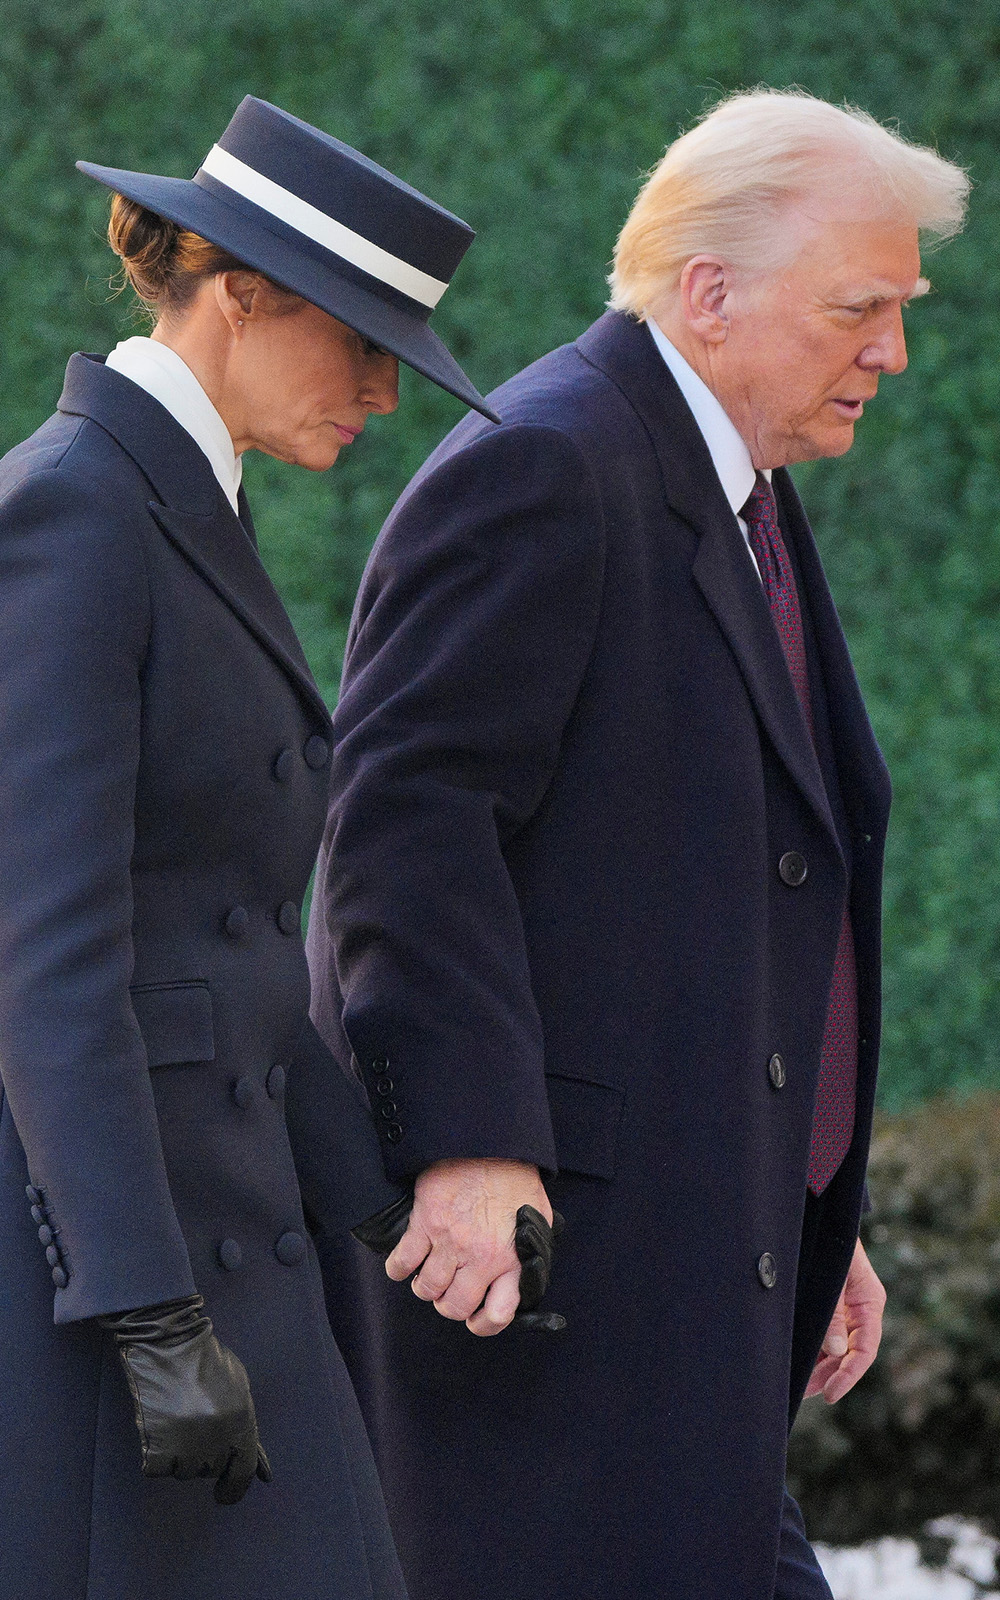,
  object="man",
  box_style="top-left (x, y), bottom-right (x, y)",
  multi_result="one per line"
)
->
top-left (301, 90), bottom-right (968, 1600)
